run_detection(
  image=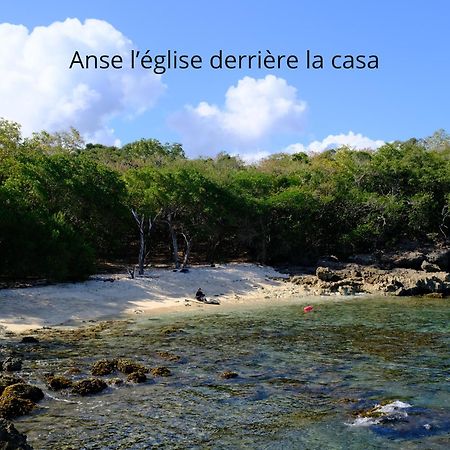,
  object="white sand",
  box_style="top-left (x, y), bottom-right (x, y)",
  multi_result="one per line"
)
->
top-left (0, 263), bottom-right (302, 334)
